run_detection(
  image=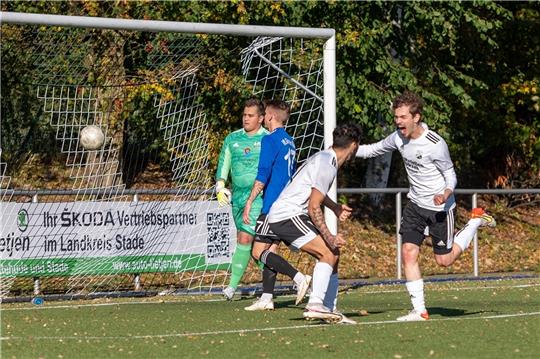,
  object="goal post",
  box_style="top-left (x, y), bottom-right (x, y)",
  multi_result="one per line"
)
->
top-left (0, 11), bottom-right (337, 299)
